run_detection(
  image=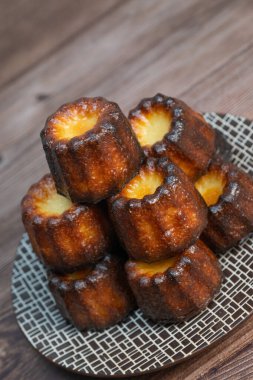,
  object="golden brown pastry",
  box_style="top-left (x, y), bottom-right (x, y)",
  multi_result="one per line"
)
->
top-left (49, 254), bottom-right (136, 330)
top-left (125, 240), bottom-right (222, 323)
top-left (109, 158), bottom-right (207, 262)
top-left (41, 97), bottom-right (143, 203)
top-left (195, 158), bottom-right (253, 252)
top-left (21, 174), bottom-right (114, 272)
top-left (128, 94), bottom-right (215, 180)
